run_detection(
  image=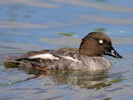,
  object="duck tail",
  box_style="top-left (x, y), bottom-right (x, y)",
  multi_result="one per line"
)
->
top-left (3, 55), bottom-right (49, 75)
top-left (3, 56), bottom-right (20, 68)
